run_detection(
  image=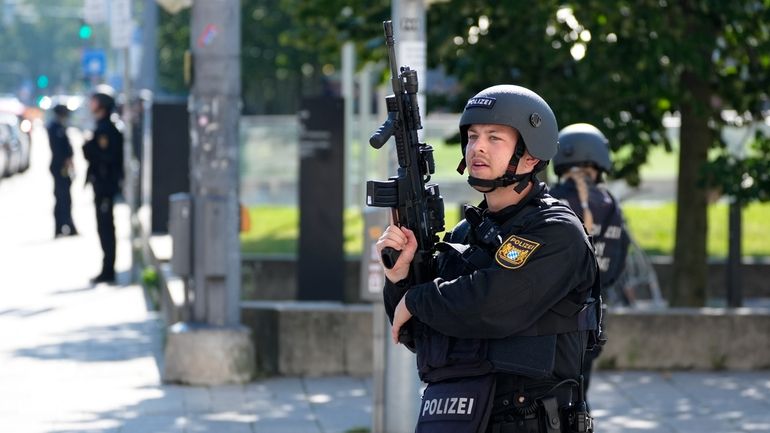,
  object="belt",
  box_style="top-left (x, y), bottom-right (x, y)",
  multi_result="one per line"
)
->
top-left (492, 382), bottom-right (575, 415)
top-left (490, 383), bottom-right (576, 433)
top-left (488, 415), bottom-right (542, 433)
